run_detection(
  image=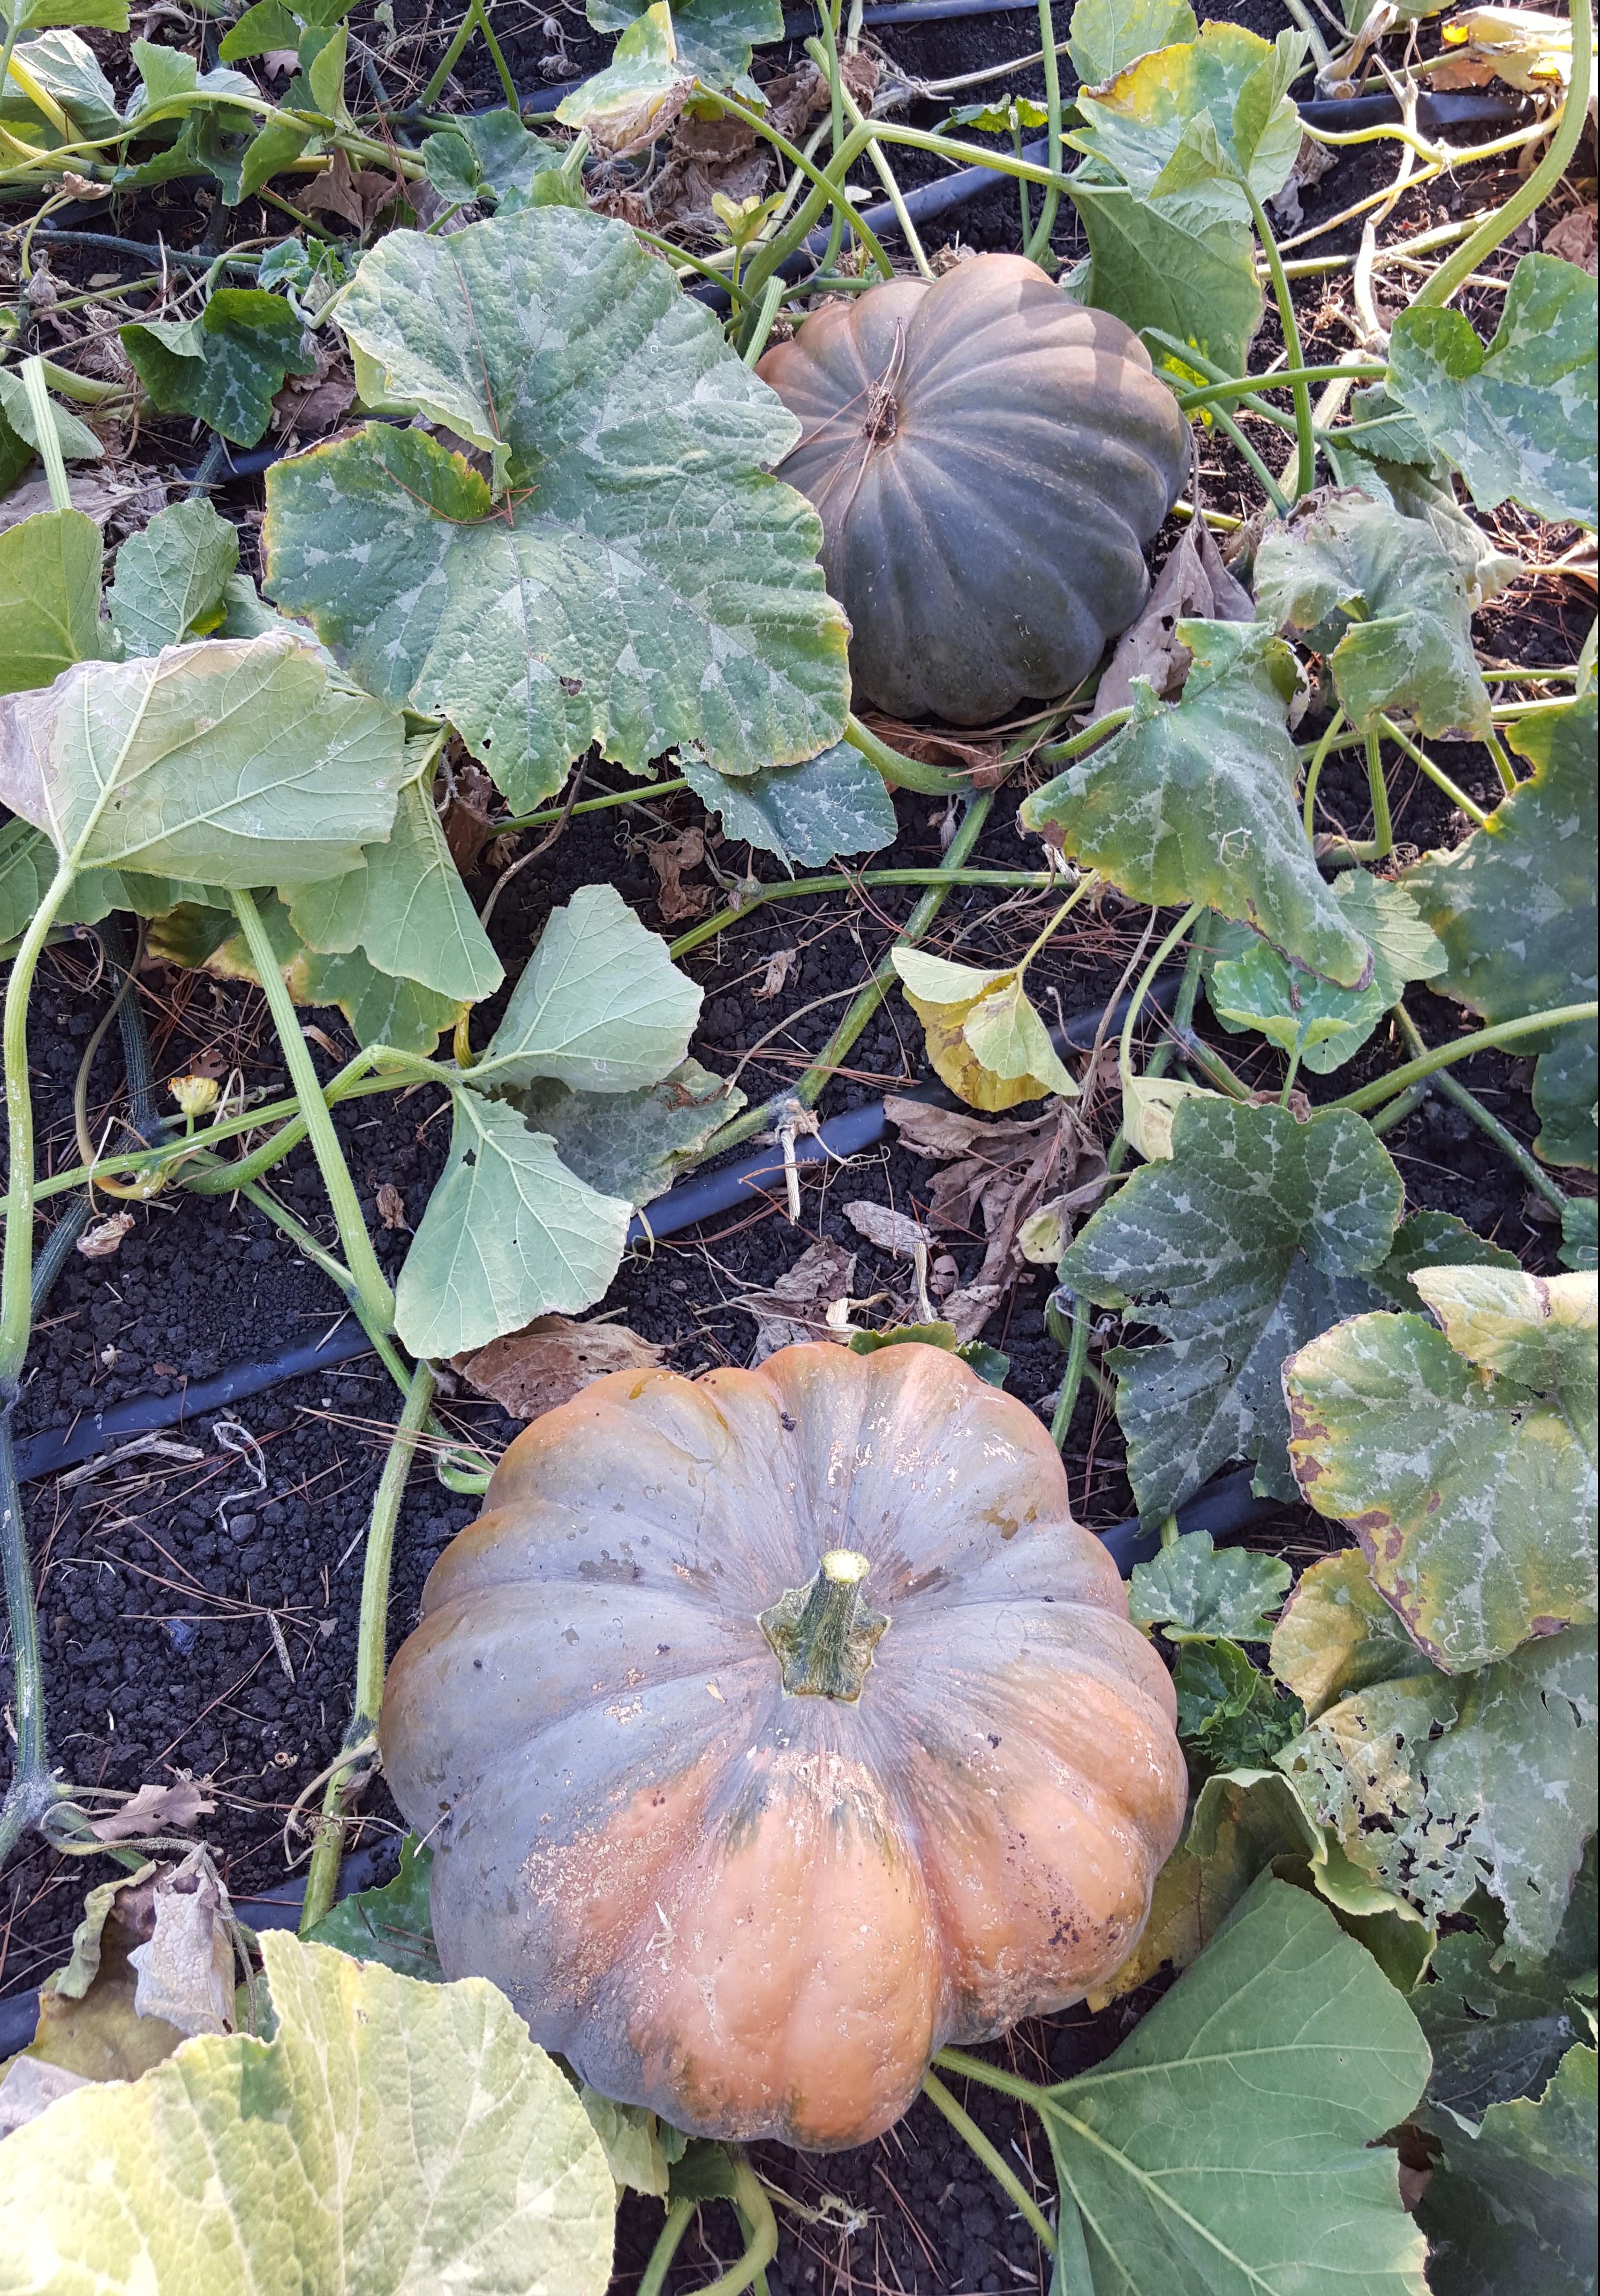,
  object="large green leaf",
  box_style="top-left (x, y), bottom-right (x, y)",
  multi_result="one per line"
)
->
top-left (420, 108), bottom-right (584, 213)
top-left (0, 506), bottom-right (103, 696)
top-left (107, 498), bottom-right (239, 658)
top-left (473, 882), bottom-right (700, 1093)
top-left (1021, 620), bottom-right (1370, 986)
top-left (0, 1931), bottom-right (616, 2292)
top-left (0, 28), bottom-right (122, 137)
top-left (1277, 1621), bottom-right (1597, 1959)
top-left (196, 889), bottom-right (460, 1055)
top-left (1128, 1526), bottom-right (1292, 1641)
top-left (1411, 1840), bottom-right (1596, 2128)
top-left (586, 0), bottom-right (782, 86)
top-left (680, 740), bottom-right (898, 865)
top-left (1254, 490), bottom-right (1492, 739)
top-left (516, 1057), bottom-right (743, 1207)
top-left (263, 206), bottom-right (849, 813)
top-left (0, 633), bottom-right (404, 883)
top-left (1061, 1098), bottom-right (1401, 1519)
top-left (394, 1094), bottom-right (633, 1359)
top-left (1067, 177), bottom-right (1263, 377)
top-left (1368, 1208), bottom-right (1520, 1310)
top-left (0, 0), bottom-right (128, 37)
top-left (1284, 1268), bottom-right (1597, 1672)
top-left (1067, 0), bottom-right (1198, 85)
top-left (1404, 695), bottom-right (1597, 1171)
top-left (1071, 22), bottom-right (1307, 225)
top-left (1041, 1877), bottom-right (1429, 2296)
top-left (122, 290), bottom-right (315, 449)
top-left (1206, 872), bottom-right (1446, 1074)
top-left (1415, 2043), bottom-right (1597, 2296)
top-left (1386, 254), bottom-right (1597, 531)
top-left (282, 768), bottom-right (503, 1007)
